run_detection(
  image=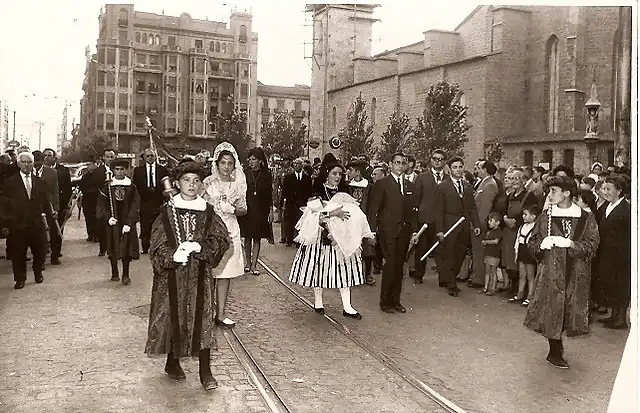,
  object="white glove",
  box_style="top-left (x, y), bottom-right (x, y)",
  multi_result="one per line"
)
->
top-left (540, 236), bottom-right (554, 250)
top-left (122, 225), bottom-right (131, 234)
top-left (182, 241), bottom-right (202, 254)
top-left (553, 237), bottom-right (573, 248)
top-left (108, 217), bottom-right (117, 226)
top-left (219, 201), bottom-right (235, 214)
top-left (172, 243), bottom-right (190, 264)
